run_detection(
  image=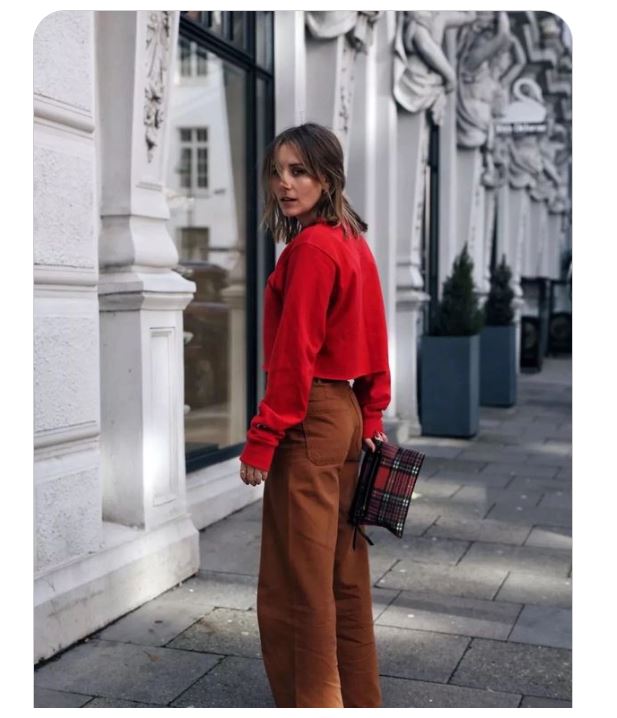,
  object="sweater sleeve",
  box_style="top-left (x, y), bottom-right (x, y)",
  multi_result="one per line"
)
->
top-left (239, 242), bottom-right (337, 472)
top-left (352, 368), bottom-right (391, 439)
